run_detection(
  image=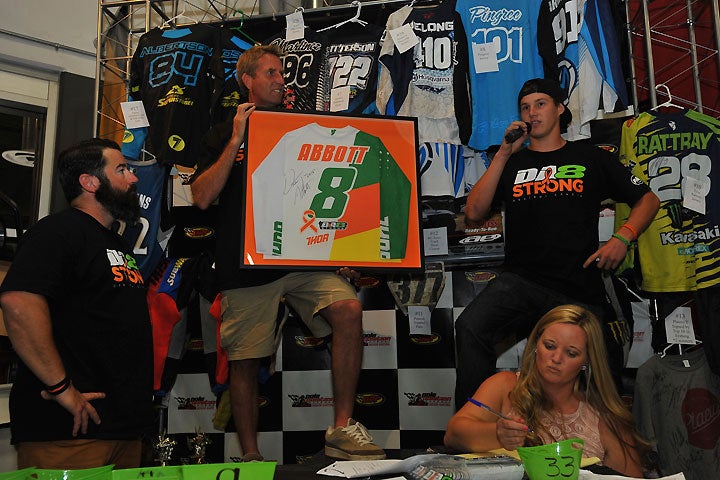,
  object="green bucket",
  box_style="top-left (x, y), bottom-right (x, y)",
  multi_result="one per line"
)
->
top-left (30, 465), bottom-right (114, 480)
top-left (111, 466), bottom-right (182, 480)
top-left (182, 463), bottom-right (276, 480)
top-left (517, 438), bottom-right (584, 480)
top-left (0, 468), bottom-right (35, 480)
